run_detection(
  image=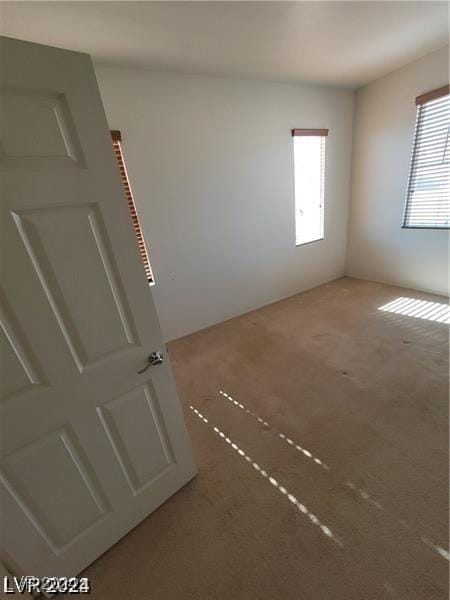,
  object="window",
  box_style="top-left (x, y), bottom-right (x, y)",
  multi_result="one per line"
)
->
top-left (292, 129), bottom-right (328, 245)
top-left (111, 130), bottom-right (154, 284)
top-left (403, 85), bottom-right (450, 229)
